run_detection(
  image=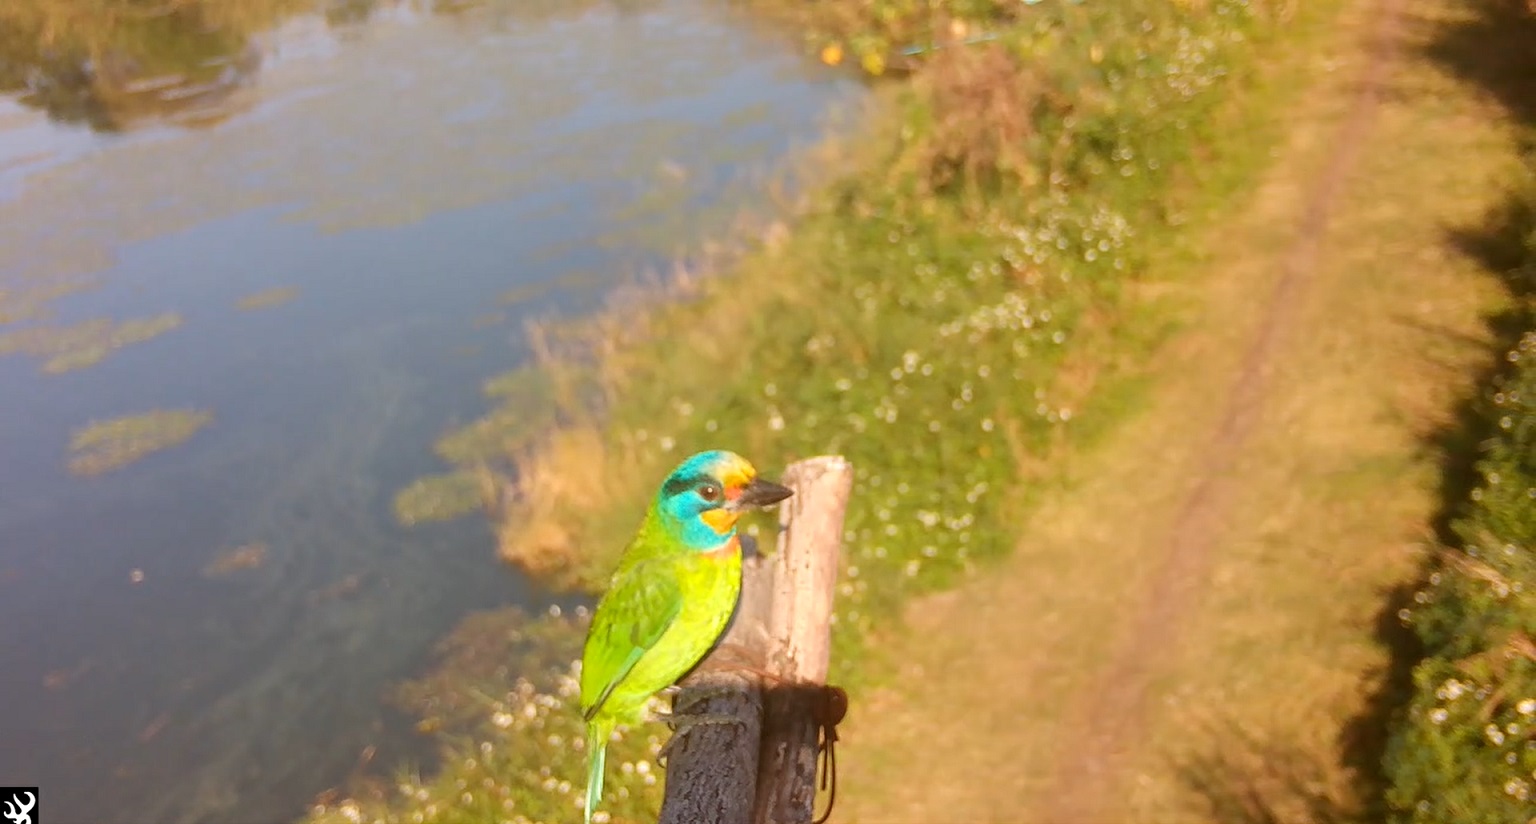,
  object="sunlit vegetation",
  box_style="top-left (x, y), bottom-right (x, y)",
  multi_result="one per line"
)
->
top-left (327, 0), bottom-right (1302, 820)
top-left (1386, 145), bottom-right (1536, 822)
top-left (407, 0), bottom-right (1279, 614)
top-left (0, 312), bottom-right (180, 373)
top-left (236, 286), bottom-right (299, 311)
top-left (67, 408), bottom-right (212, 476)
